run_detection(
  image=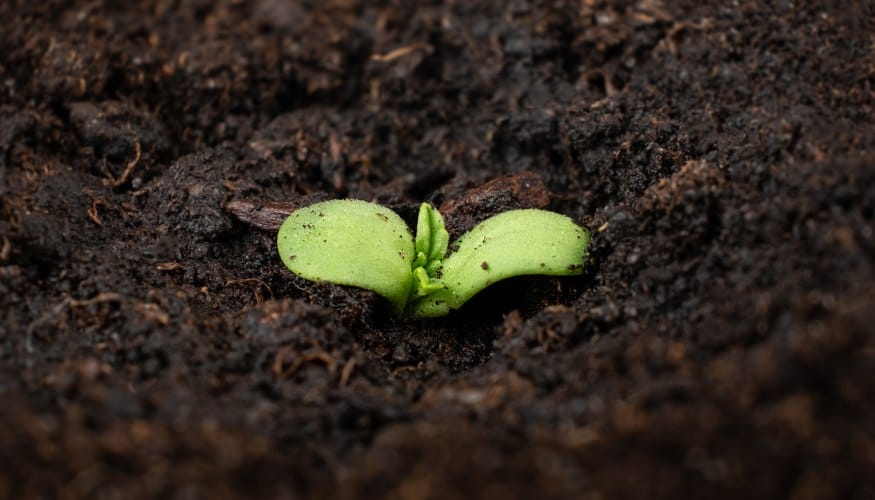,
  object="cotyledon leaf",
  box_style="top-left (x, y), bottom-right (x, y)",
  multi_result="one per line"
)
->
top-left (407, 209), bottom-right (590, 318)
top-left (277, 199), bottom-right (415, 312)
